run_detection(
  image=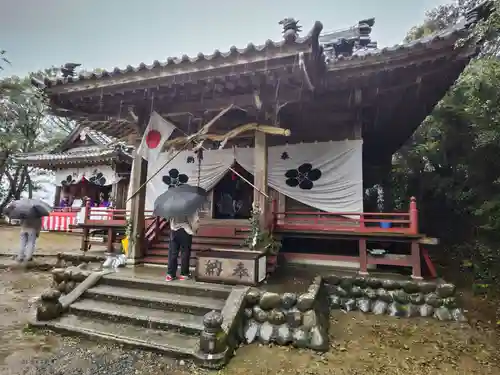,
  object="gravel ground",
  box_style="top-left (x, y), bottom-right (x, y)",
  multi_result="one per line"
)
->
top-left (1, 267), bottom-right (499, 374)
